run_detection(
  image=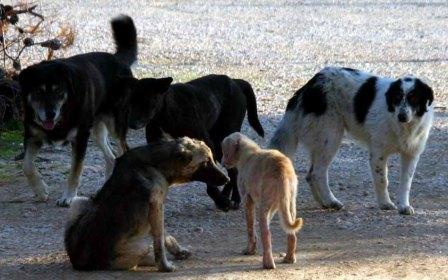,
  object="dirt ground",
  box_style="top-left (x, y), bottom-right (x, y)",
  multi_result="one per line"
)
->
top-left (1, 1), bottom-right (448, 279)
